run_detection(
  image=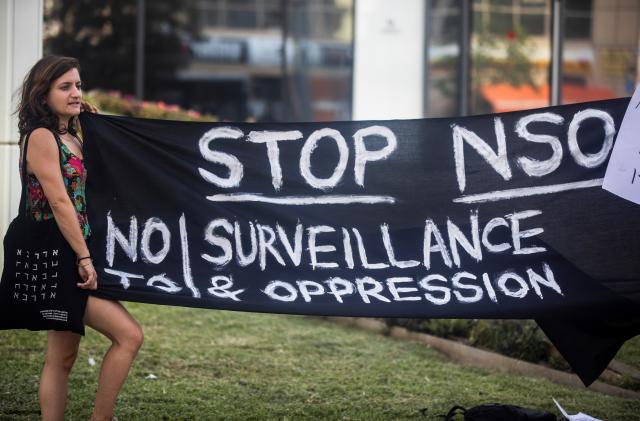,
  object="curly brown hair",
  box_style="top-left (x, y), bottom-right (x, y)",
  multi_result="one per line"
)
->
top-left (16, 55), bottom-right (81, 143)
